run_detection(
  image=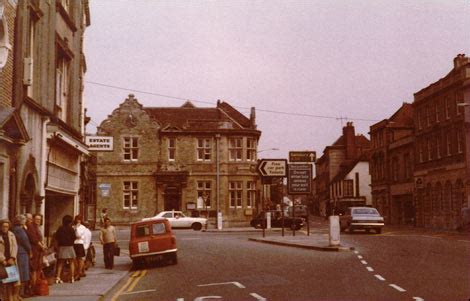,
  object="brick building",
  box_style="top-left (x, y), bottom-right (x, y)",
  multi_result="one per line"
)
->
top-left (370, 103), bottom-right (414, 225)
top-left (93, 95), bottom-right (261, 226)
top-left (413, 54), bottom-right (469, 230)
top-left (0, 0), bottom-right (29, 220)
top-left (5, 0), bottom-right (91, 238)
top-left (315, 122), bottom-right (371, 216)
